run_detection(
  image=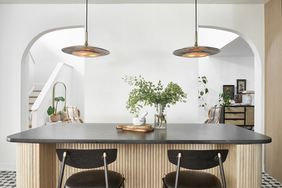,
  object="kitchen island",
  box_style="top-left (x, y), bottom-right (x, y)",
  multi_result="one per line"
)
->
top-left (7, 123), bottom-right (271, 188)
